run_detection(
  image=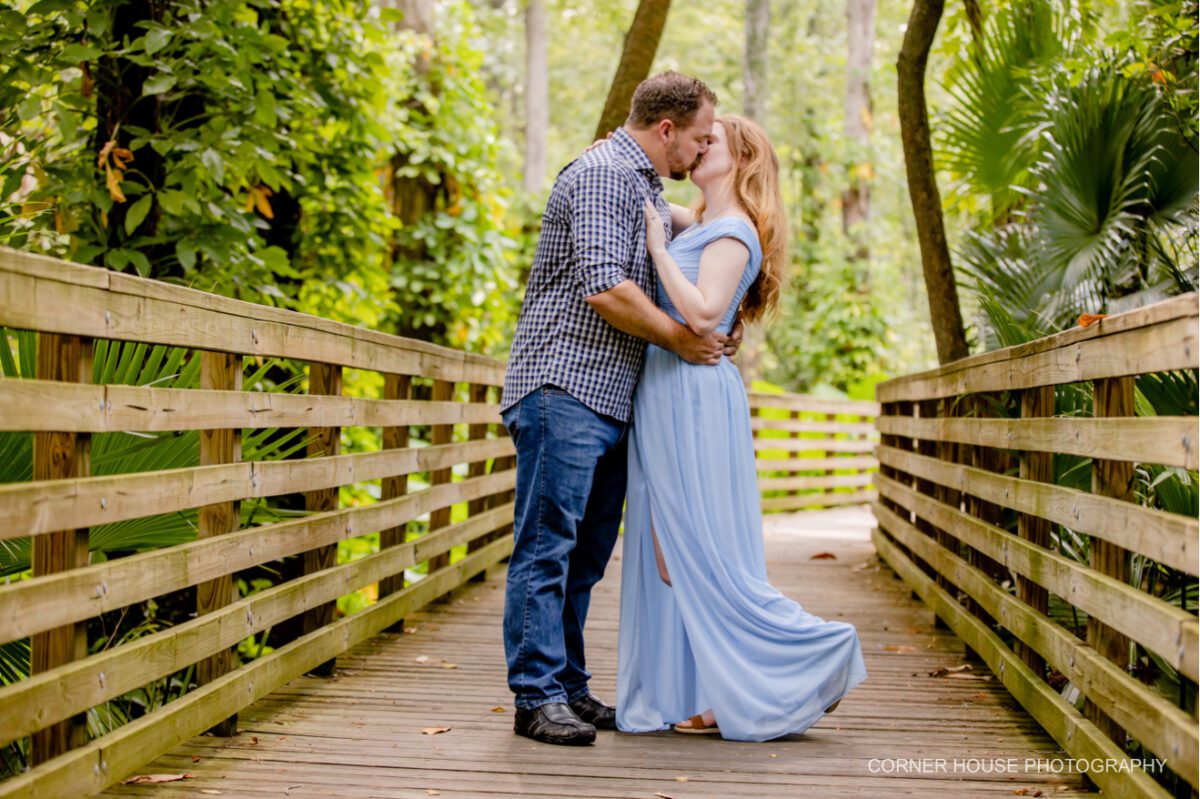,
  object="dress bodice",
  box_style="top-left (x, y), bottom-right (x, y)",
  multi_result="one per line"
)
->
top-left (655, 216), bottom-right (763, 335)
